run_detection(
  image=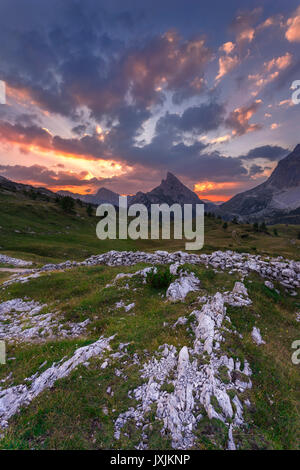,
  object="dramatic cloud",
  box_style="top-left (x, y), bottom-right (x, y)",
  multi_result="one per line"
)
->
top-left (239, 145), bottom-right (289, 161)
top-left (285, 6), bottom-right (300, 42)
top-left (230, 8), bottom-right (262, 45)
top-left (0, 121), bottom-right (52, 148)
top-left (155, 102), bottom-right (226, 136)
top-left (225, 100), bottom-right (262, 136)
top-left (0, 24), bottom-right (212, 119)
top-left (0, 164), bottom-right (106, 189)
top-left (248, 52), bottom-right (293, 94)
top-left (216, 55), bottom-right (239, 81)
top-left (0, 120), bottom-right (110, 162)
top-left (0, 0), bottom-right (299, 202)
top-left (249, 163), bottom-right (265, 176)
